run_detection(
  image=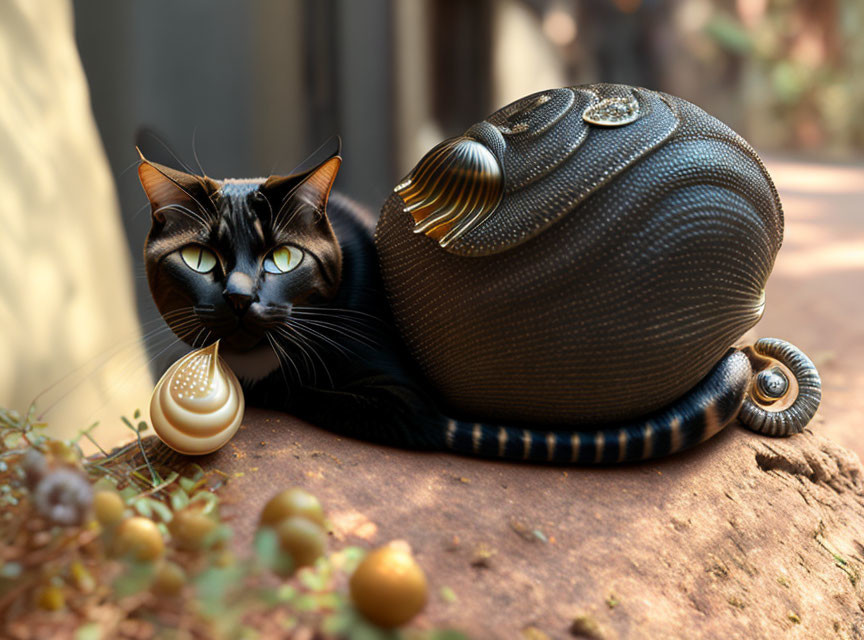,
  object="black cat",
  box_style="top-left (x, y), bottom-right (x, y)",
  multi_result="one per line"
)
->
top-left (139, 142), bottom-right (749, 464)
